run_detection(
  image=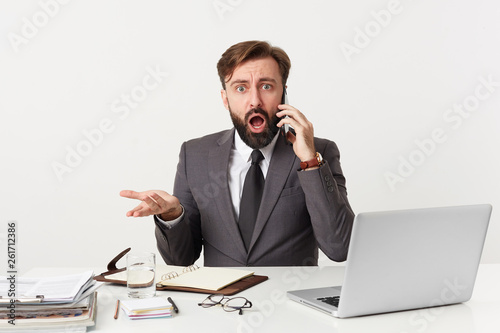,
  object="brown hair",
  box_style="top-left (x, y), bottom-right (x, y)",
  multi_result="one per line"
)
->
top-left (216, 40), bottom-right (291, 89)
